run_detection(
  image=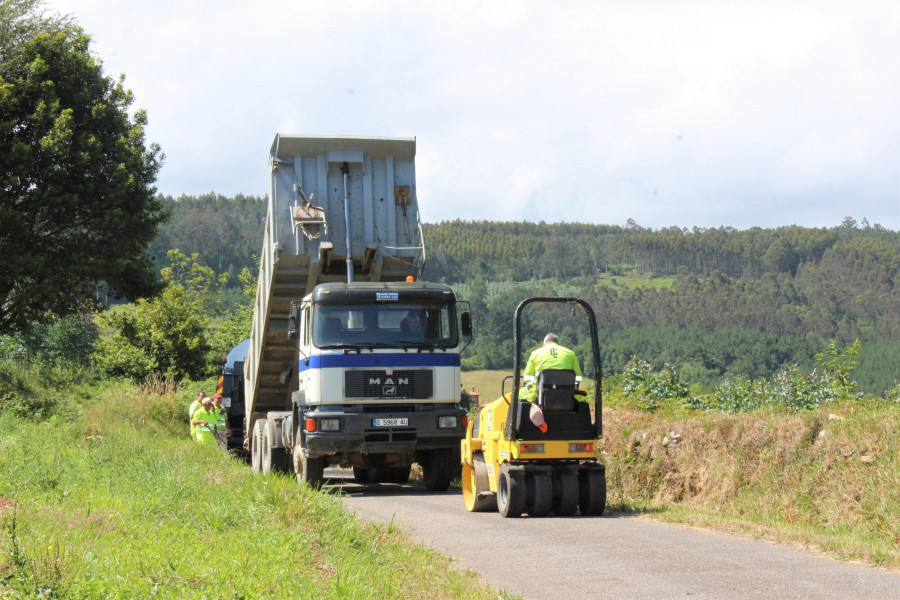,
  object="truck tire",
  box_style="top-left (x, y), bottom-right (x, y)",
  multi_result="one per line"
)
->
top-left (421, 448), bottom-right (457, 492)
top-left (352, 467), bottom-right (372, 484)
top-left (497, 463), bottom-right (524, 518)
top-left (389, 466), bottom-right (411, 484)
top-left (251, 420), bottom-right (265, 473)
top-left (526, 471), bottom-right (552, 517)
top-left (553, 471), bottom-right (579, 516)
top-left (262, 420), bottom-right (288, 474)
top-left (295, 448), bottom-right (325, 489)
top-left (579, 468), bottom-right (606, 516)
